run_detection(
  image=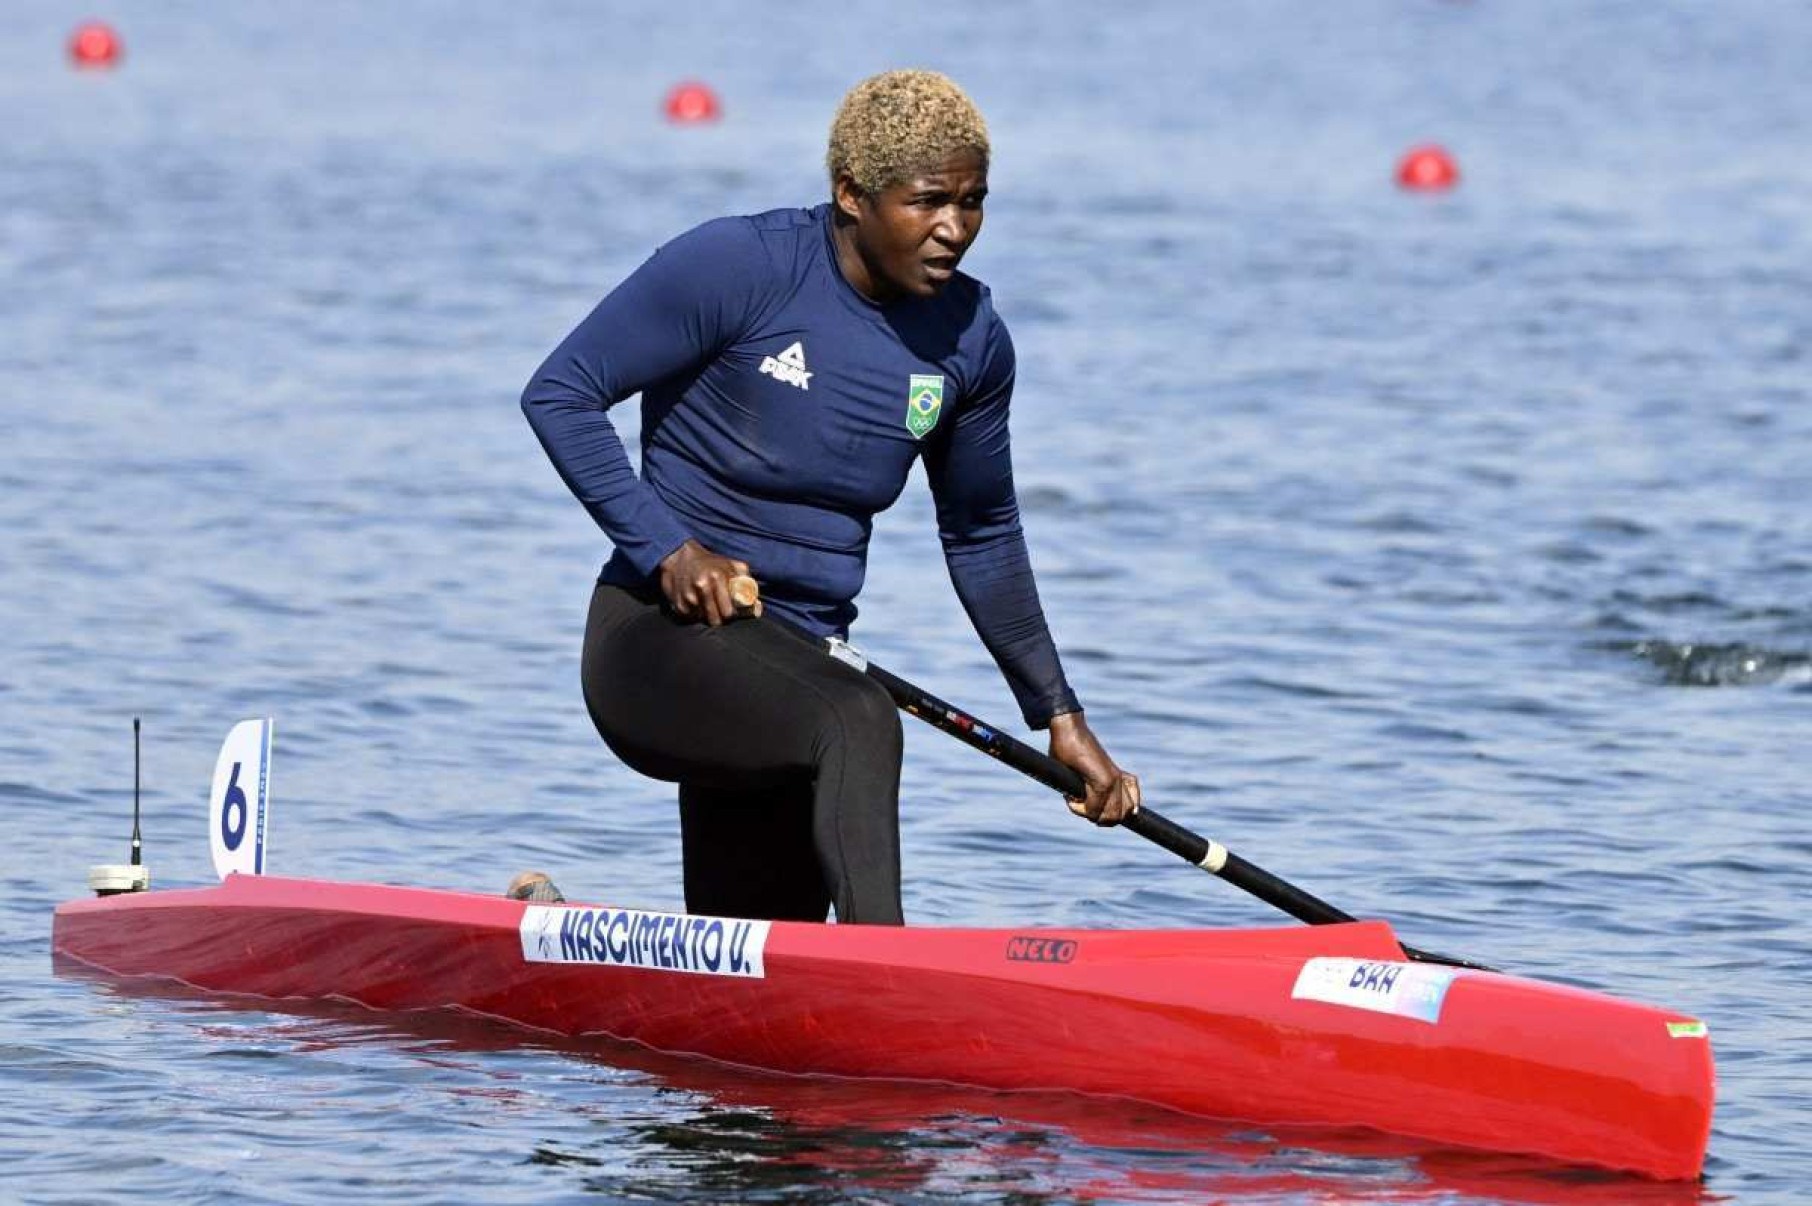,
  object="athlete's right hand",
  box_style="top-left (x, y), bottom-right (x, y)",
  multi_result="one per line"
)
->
top-left (658, 540), bottom-right (762, 626)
